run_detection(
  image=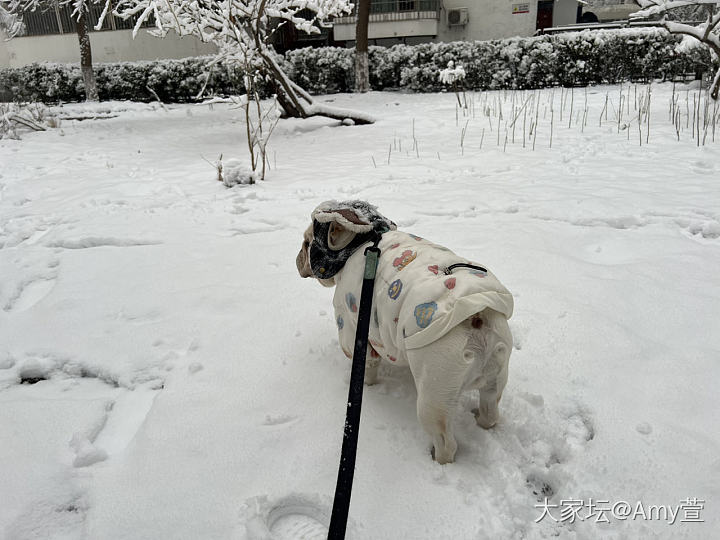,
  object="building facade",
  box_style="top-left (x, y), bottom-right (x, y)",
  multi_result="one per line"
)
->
top-left (0, 5), bottom-right (215, 68)
top-left (1, 0), bottom-right (582, 68)
top-left (331, 0), bottom-right (581, 46)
